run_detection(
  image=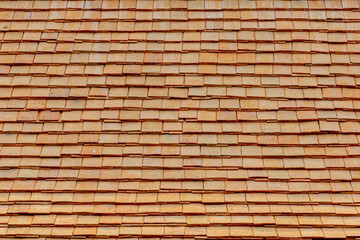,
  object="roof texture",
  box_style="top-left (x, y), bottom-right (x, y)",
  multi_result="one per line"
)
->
top-left (1, 0), bottom-right (360, 239)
